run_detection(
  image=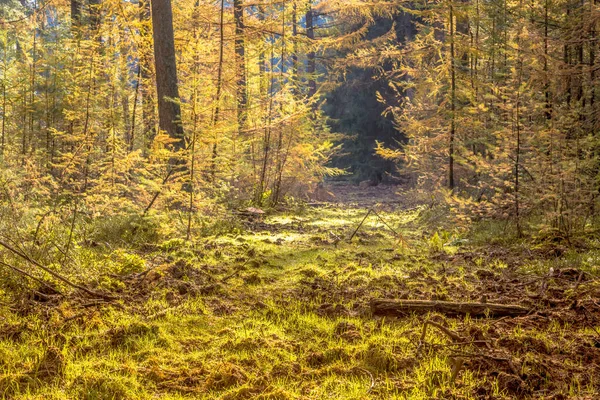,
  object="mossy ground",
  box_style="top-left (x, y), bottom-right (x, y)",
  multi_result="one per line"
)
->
top-left (1, 190), bottom-right (599, 399)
